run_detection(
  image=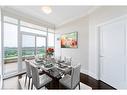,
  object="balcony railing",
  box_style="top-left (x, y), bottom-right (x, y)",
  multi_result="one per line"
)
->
top-left (4, 55), bottom-right (35, 64)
